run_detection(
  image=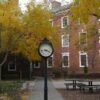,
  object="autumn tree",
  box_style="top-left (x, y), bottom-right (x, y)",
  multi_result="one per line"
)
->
top-left (0, 0), bottom-right (26, 80)
top-left (86, 25), bottom-right (99, 68)
top-left (19, 2), bottom-right (58, 61)
top-left (70, 0), bottom-right (100, 23)
top-left (0, 0), bottom-right (58, 80)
